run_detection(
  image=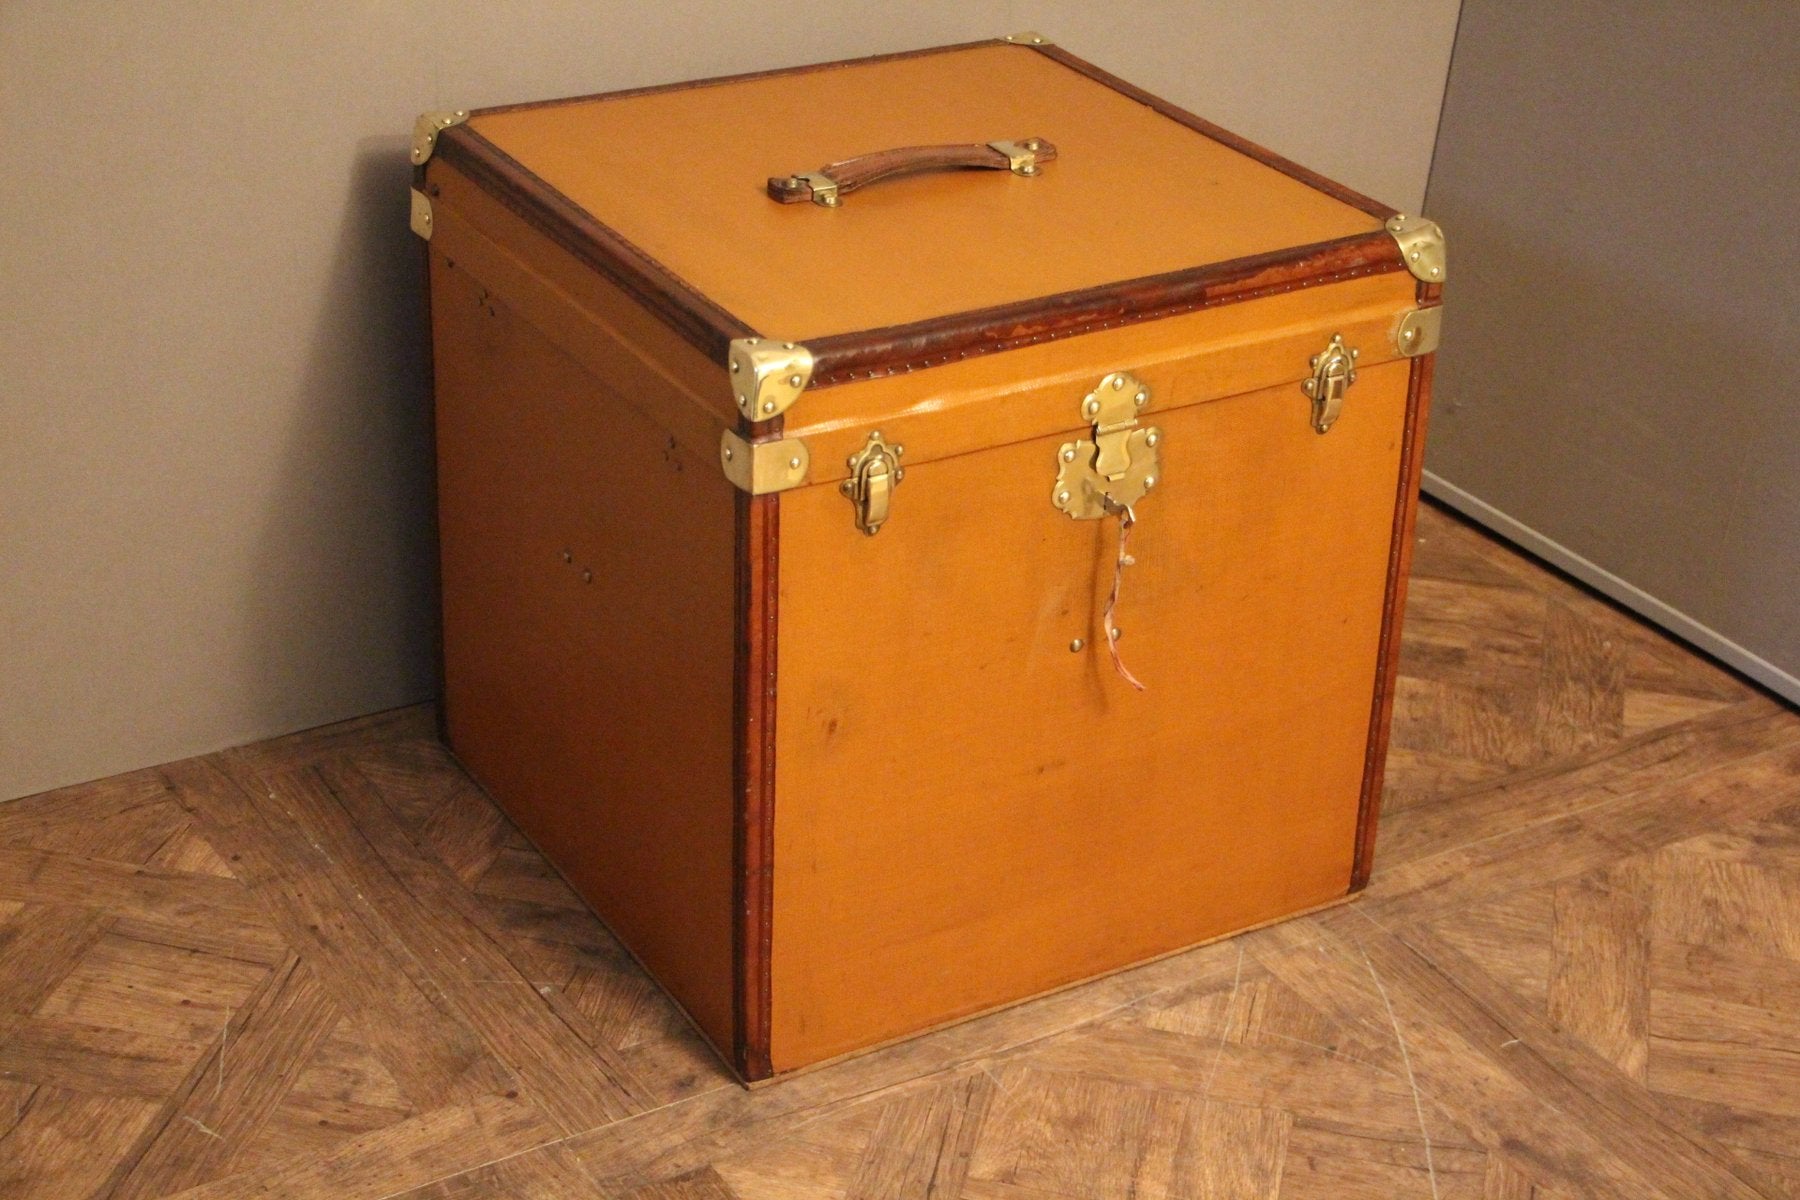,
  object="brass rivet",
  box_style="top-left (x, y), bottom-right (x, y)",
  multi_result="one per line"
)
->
top-left (1411, 250), bottom-right (1421, 260)
top-left (1134, 390), bottom-right (1147, 403)
top-left (561, 550), bottom-right (572, 563)
top-left (893, 444), bottom-right (904, 456)
top-left (1061, 447), bottom-right (1076, 462)
top-left (762, 400), bottom-right (775, 413)
top-left (1020, 164), bottom-right (1038, 176)
top-left (1057, 489), bottom-right (1071, 504)
top-left (1083, 399), bottom-right (1100, 417)
top-left (1351, 348), bottom-right (1360, 358)
top-left (894, 467), bottom-right (904, 481)
top-left (1145, 431), bottom-right (1159, 447)
top-left (1144, 476), bottom-right (1156, 490)
top-left (787, 373), bottom-right (802, 387)
top-left (1069, 638), bottom-right (1084, 652)
top-left (581, 569), bottom-right (593, 583)
top-left (1111, 376), bottom-right (1124, 390)
top-left (738, 392), bottom-right (748, 406)
top-left (730, 360), bottom-right (741, 373)
top-left (723, 446), bottom-right (734, 461)
top-left (783, 342), bottom-right (795, 349)
top-left (1430, 267), bottom-right (1441, 278)
top-left (1404, 328), bottom-right (1417, 340)
top-left (788, 457), bottom-right (800, 470)
top-left (1110, 627), bottom-right (1122, 640)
